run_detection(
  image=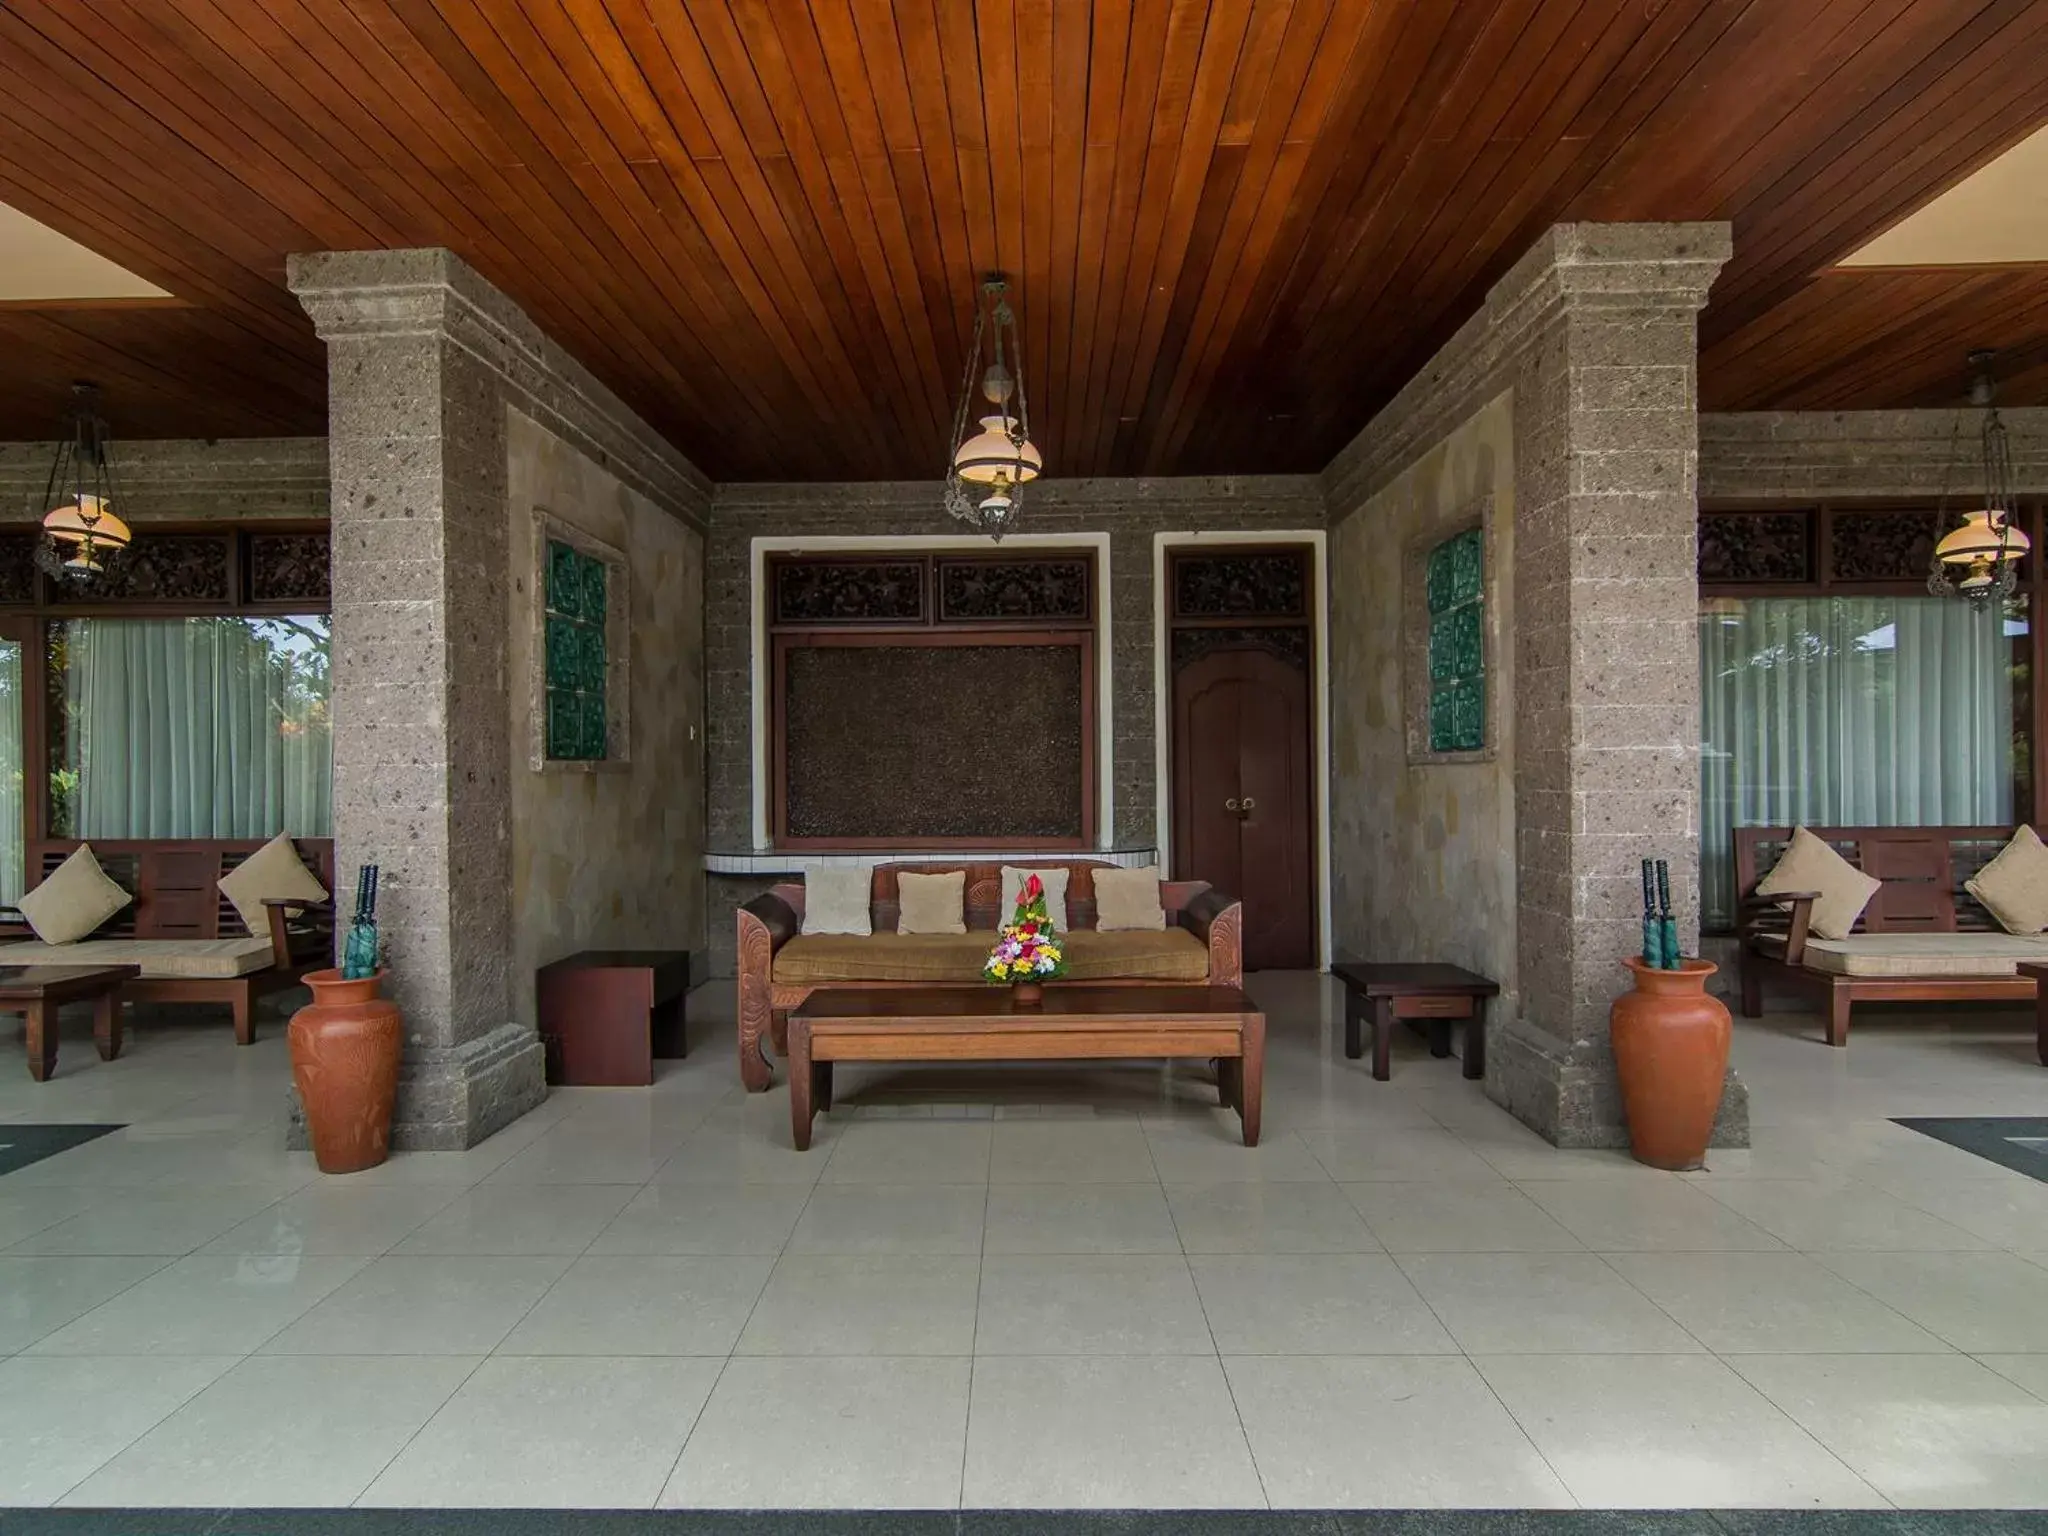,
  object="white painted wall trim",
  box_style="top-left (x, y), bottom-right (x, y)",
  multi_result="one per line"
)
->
top-left (1153, 530), bottom-right (1333, 969)
top-left (749, 532), bottom-right (1116, 851)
